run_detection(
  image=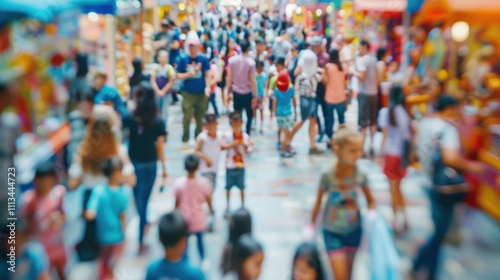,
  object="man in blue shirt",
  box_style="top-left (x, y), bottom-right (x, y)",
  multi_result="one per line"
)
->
top-left (92, 73), bottom-right (128, 118)
top-left (145, 211), bottom-right (205, 280)
top-left (176, 35), bottom-right (211, 149)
